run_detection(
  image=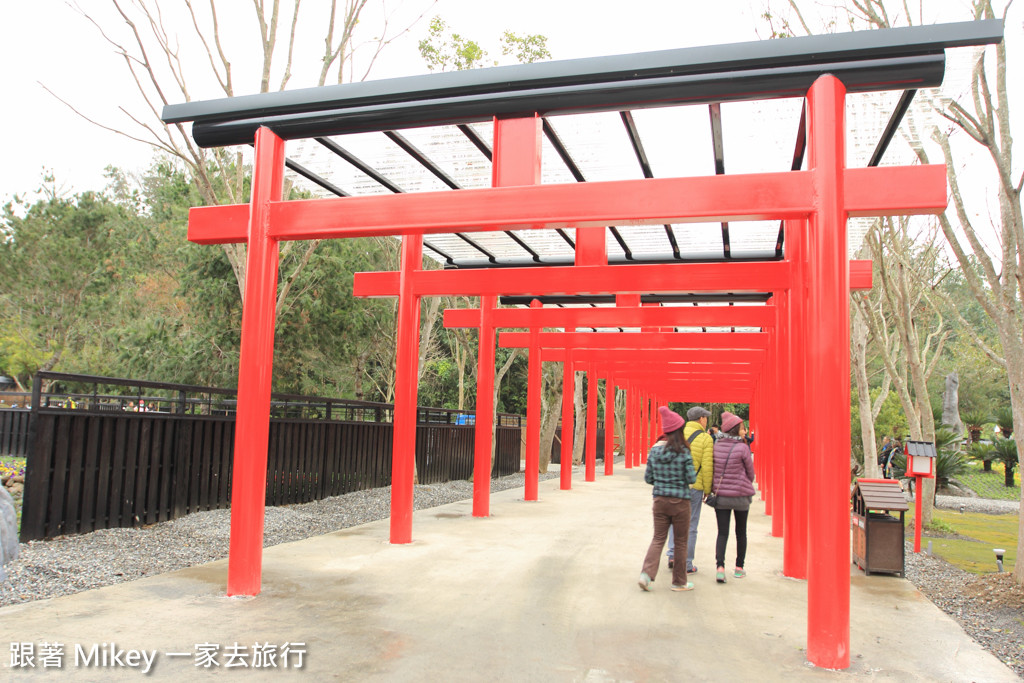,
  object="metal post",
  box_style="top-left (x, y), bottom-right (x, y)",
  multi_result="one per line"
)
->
top-left (390, 233), bottom-right (423, 544)
top-left (473, 294), bottom-right (497, 516)
top-left (525, 299), bottom-right (542, 501)
top-left (805, 74), bottom-right (850, 670)
top-left (226, 126), bottom-right (284, 597)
